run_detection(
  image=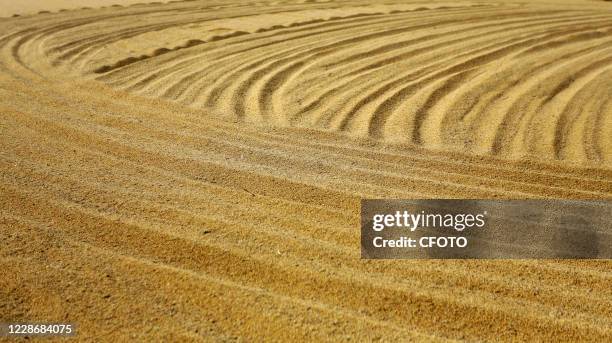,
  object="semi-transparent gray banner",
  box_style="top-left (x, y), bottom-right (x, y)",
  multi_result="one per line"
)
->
top-left (361, 199), bottom-right (611, 259)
